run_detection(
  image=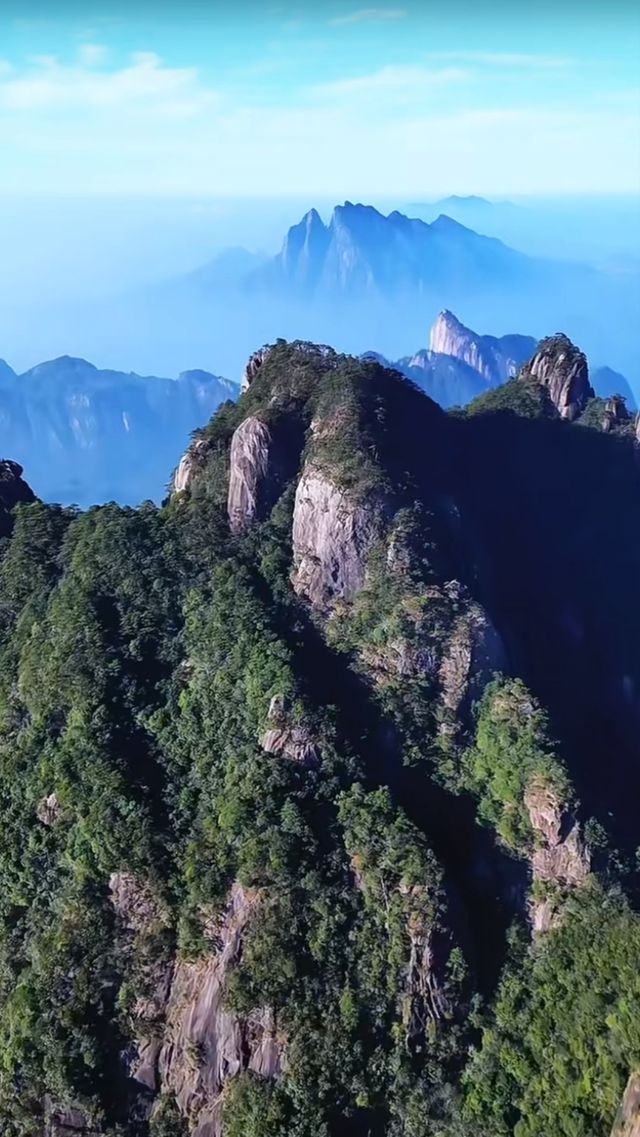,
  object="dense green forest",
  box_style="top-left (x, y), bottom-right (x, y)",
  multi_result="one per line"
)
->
top-left (0, 340), bottom-right (638, 1136)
